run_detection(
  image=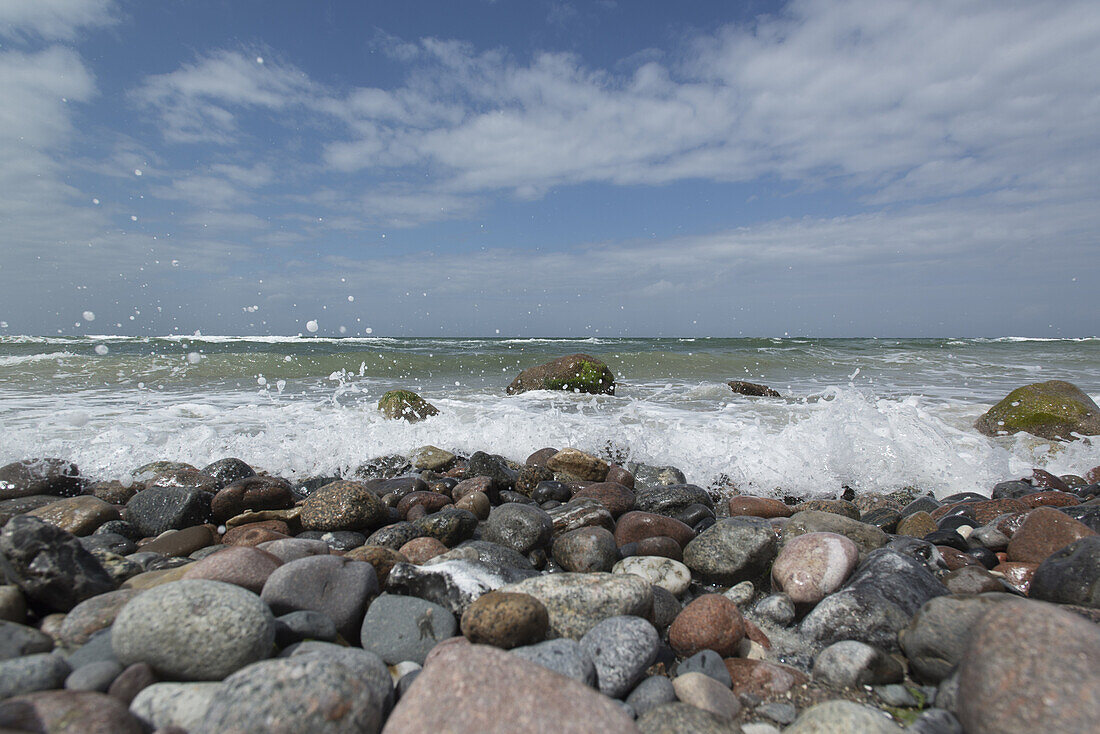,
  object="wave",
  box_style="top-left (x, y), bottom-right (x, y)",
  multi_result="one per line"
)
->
top-left (0, 351), bottom-right (81, 366)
